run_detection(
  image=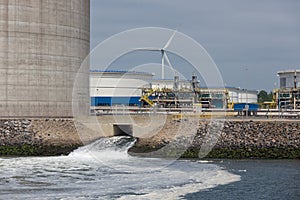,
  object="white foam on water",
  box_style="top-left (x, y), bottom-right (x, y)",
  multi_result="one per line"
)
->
top-left (197, 160), bottom-right (213, 163)
top-left (0, 136), bottom-right (241, 199)
top-left (68, 136), bottom-right (135, 161)
top-left (117, 164), bottom-right (240, 200)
